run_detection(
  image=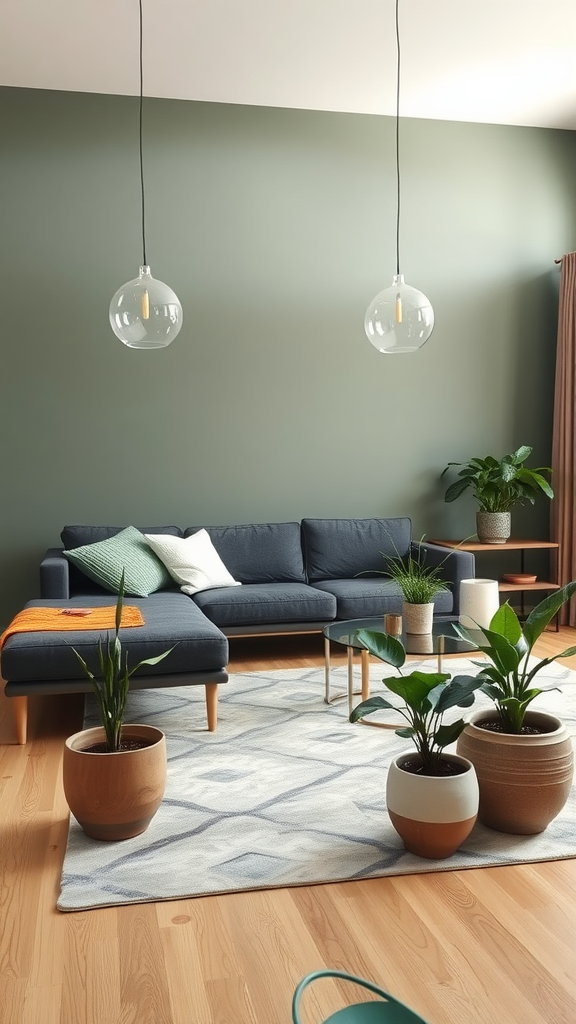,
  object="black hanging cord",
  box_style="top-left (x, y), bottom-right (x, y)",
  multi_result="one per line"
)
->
top-left (138, 0), bottom-right (147, 267)
top-left (395, 0), bottom-right (401, 277)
